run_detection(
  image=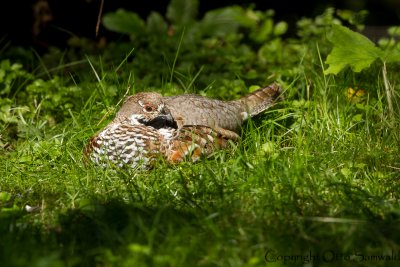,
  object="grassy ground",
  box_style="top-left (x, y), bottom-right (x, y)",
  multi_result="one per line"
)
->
top-left (1, 5), bottom-right (400, 267)
top-left (1, 71), bottom-right (399, 266)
